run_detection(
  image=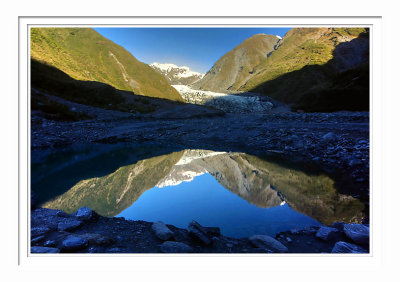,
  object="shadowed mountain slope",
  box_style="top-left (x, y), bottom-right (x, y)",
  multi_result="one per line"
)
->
top-left (240, 28), bottom-right (369, 111)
